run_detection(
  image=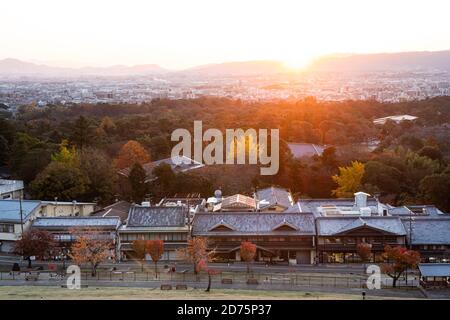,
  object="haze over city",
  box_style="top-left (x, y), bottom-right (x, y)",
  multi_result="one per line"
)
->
top-left (2, 0), bottom-right (450, 69)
